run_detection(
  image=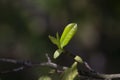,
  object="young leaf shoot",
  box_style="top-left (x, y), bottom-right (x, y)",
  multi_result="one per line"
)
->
top-left (60, 23), bottom-right (77, 49)
top-left (49, 23), bottom-right (78, 59)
